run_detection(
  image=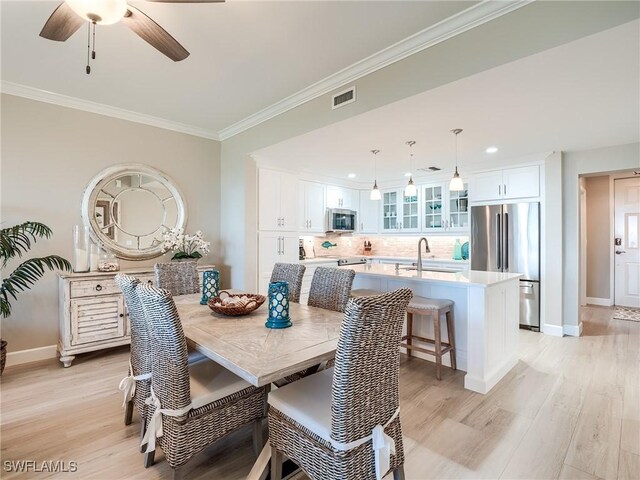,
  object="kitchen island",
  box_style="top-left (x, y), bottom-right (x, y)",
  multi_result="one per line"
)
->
top-left (346, 263), bottom-right (522, 394)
